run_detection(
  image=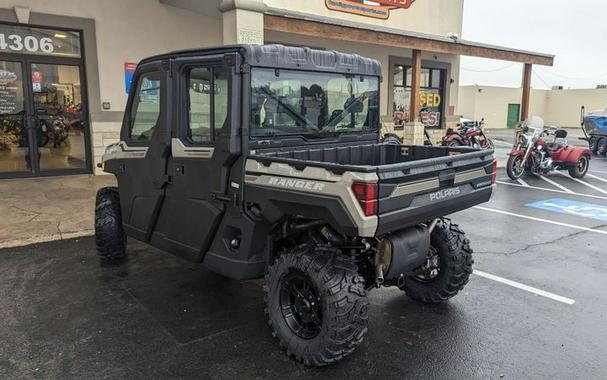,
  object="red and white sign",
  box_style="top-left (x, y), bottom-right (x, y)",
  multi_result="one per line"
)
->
top-left (372, 0), bottom-right (416, 9)
top-left (31, 70), bottom-right (43, 84)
